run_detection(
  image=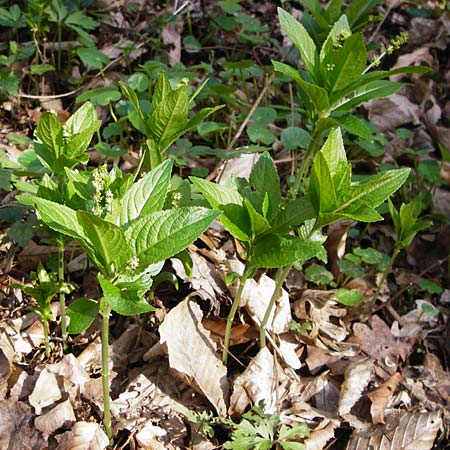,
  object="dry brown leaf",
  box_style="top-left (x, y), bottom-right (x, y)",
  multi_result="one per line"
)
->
top-left (55, 421), bottom-right (109, 450)
top-left (28, 368), bottom-right (63, 414)
top-left (0, 331), bottom-right (15, 399)
top-left (219, 153), bottom-right (259, 183)
top-left (367, 94), bottom-right (420, 132)
top-left (304, 420), bottom-right (337, 450)
top-left (159, 299), bottom-right (229, 416)
top-left (367, 373), bottom-right (402, 424)
top-left (202, 318), bottom-right (259, 346)
top-left (338, 357), bottom-right (374, 416)
top-left (162, 18), bottom-right (183, 65)
top-left (390, 47), bottom-right (435, 82)
top-left (229, 347), bottom-right (287, 415)
top-left (34, 398), bottom-right (76, 438)
top-left (294, 290), bottom-right (348, 343)
top-left (346, 410), bottom-right (442, 450)
top-left (350, 315), bottom-right (415, 376)
top-left (325, 220), bottom-right (354, 278)
top-left (135, 422), bottom-right (169, 450)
